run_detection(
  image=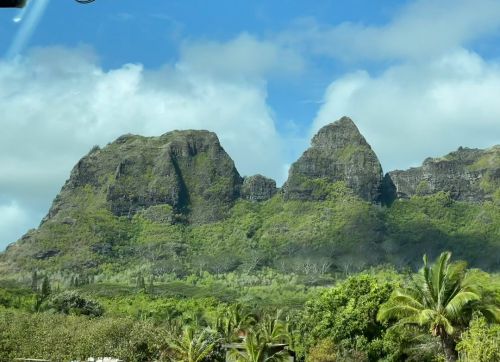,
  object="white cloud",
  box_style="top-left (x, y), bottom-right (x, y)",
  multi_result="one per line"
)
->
top-left (299, 0), bottom-right (500, 171)
top-left (312, 49), bottom-right (500, 171)
top-left (283, 0), bottom-right (500, 61)
top-left (179, 33), bottom-right (304, 79)
top-left (0, 39), bottom-right (295, 249)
